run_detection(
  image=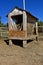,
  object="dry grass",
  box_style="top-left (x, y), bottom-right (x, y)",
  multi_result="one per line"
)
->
top-left (0, 39), bottom-right (43, 65)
